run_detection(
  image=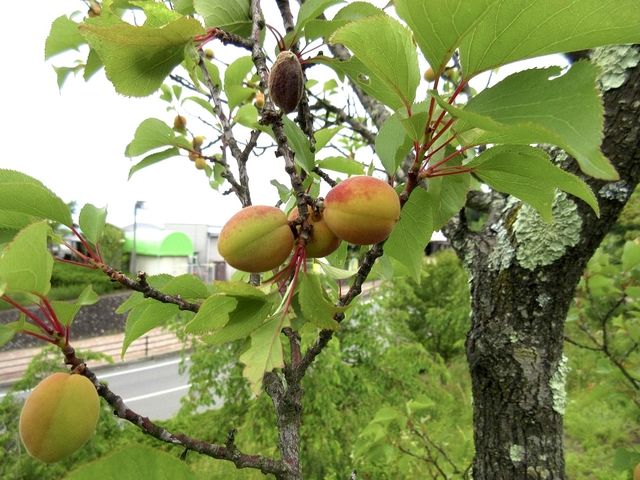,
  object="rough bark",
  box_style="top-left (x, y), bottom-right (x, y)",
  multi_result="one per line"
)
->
top-left (445, 46), bottom-right (640, 479)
